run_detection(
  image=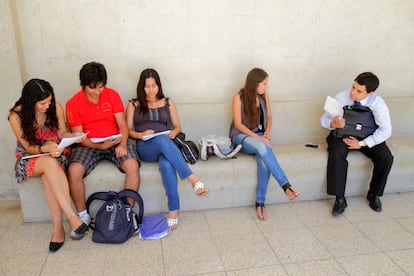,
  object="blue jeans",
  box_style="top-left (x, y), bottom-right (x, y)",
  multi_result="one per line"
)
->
top-left (136, 135), bottom-right (193, 211)
top-left (233, 133), bottom-right (289, 204)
